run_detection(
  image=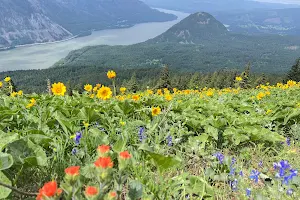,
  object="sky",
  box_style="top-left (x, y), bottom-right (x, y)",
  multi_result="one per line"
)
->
top-left (255, 0), bottom-right (300, 4)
